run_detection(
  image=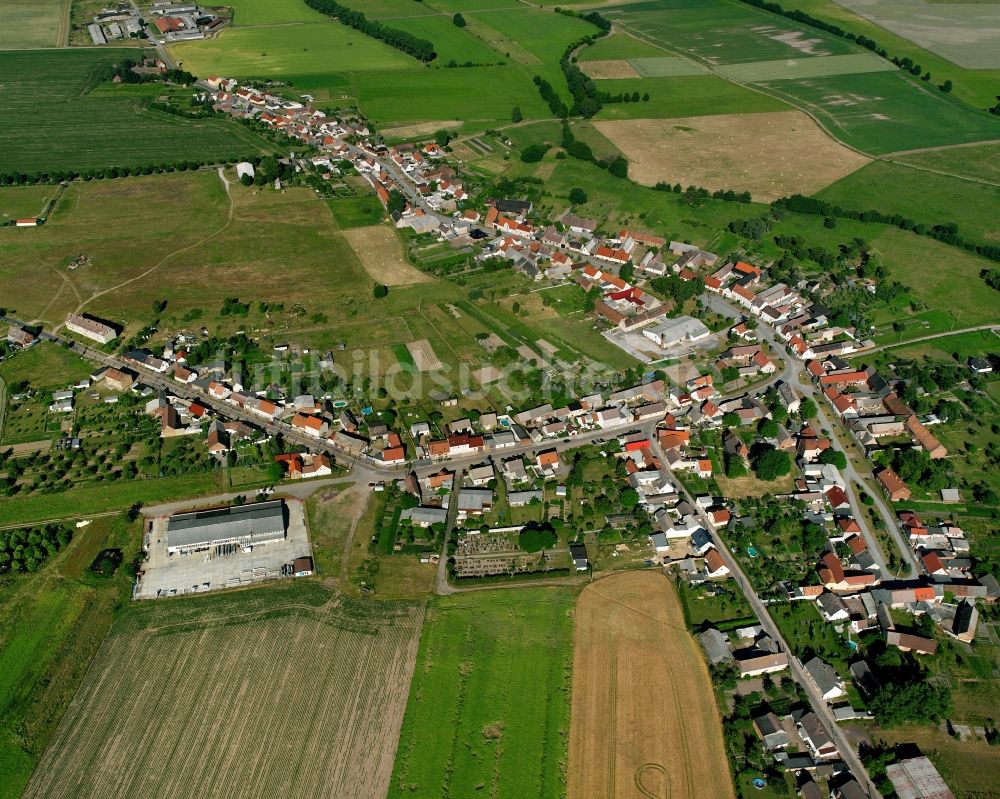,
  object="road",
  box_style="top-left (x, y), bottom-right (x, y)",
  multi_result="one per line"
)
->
top-left (649, 433), bottom-right (882, 798)
top-left (705, 295), bottom-right (917, 578)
